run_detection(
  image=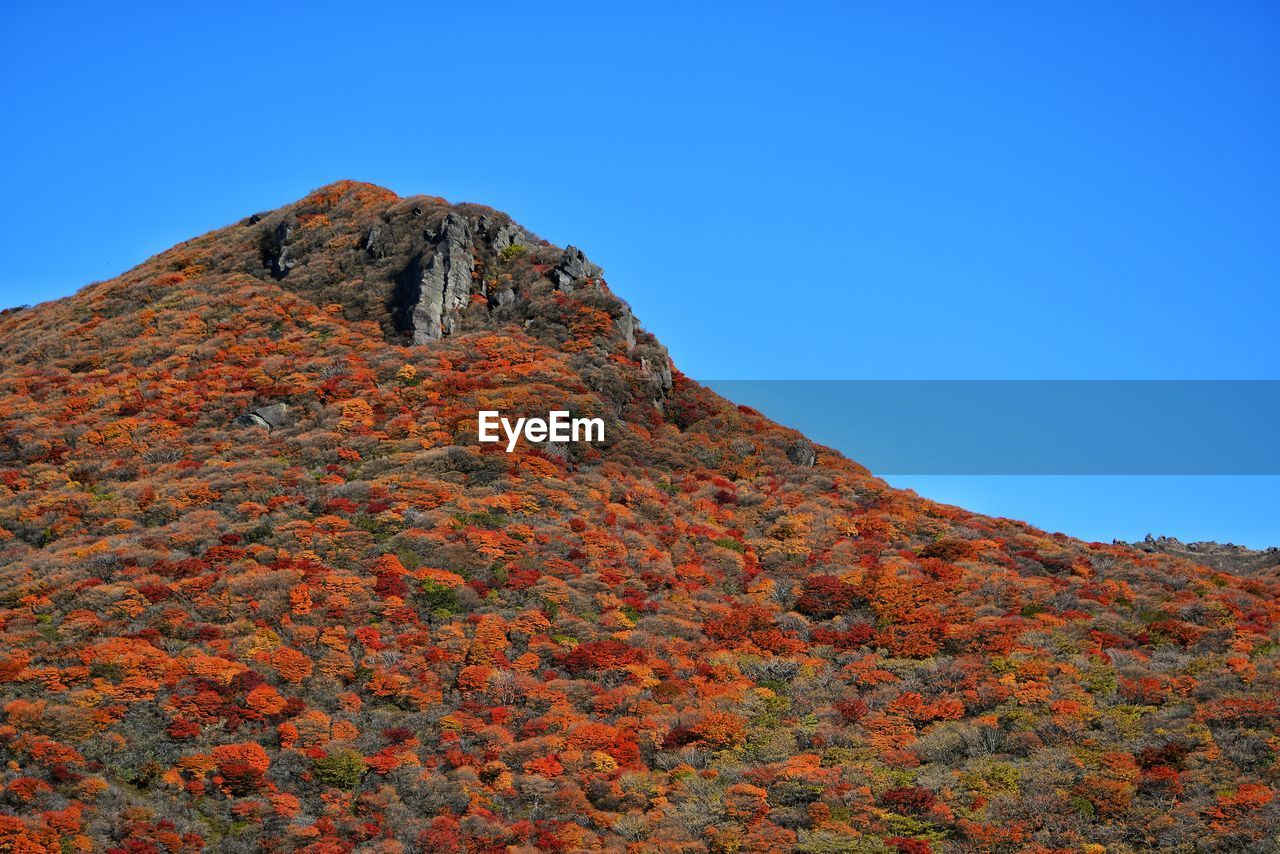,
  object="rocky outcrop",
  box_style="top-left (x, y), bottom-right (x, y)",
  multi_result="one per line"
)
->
top-left (786, 439), bottom-right (817, 467)
top-left (363, 224), bottom-right (391, 259)
top-left (638, 349), bottom-right (673, 396)
top-left (1124, 534), bottom-right (1279, 576)
top-left (618, 308), bottom-right (636, 351)
top-left (234, 412), bottom-right (271, 430)
top-left (550, 246), bottom-right (602, 292)
top-left (418, 213), bottom-right (474, 341)
top-left (392, 213), bottom-right (476, 343)
top-left (234, 402), bottom-right (290, 432)
top-left (263, 221), bottom-right (295, 279)
top-left (476, 215), bottom-right (527, 253)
